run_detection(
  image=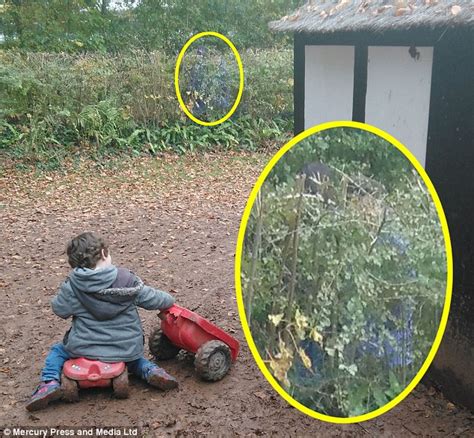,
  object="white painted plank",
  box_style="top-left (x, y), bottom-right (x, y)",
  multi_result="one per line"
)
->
top-left (305, 45), bottom-right (355, 129)
top-left (365, 46), bottom-right (434, 167)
